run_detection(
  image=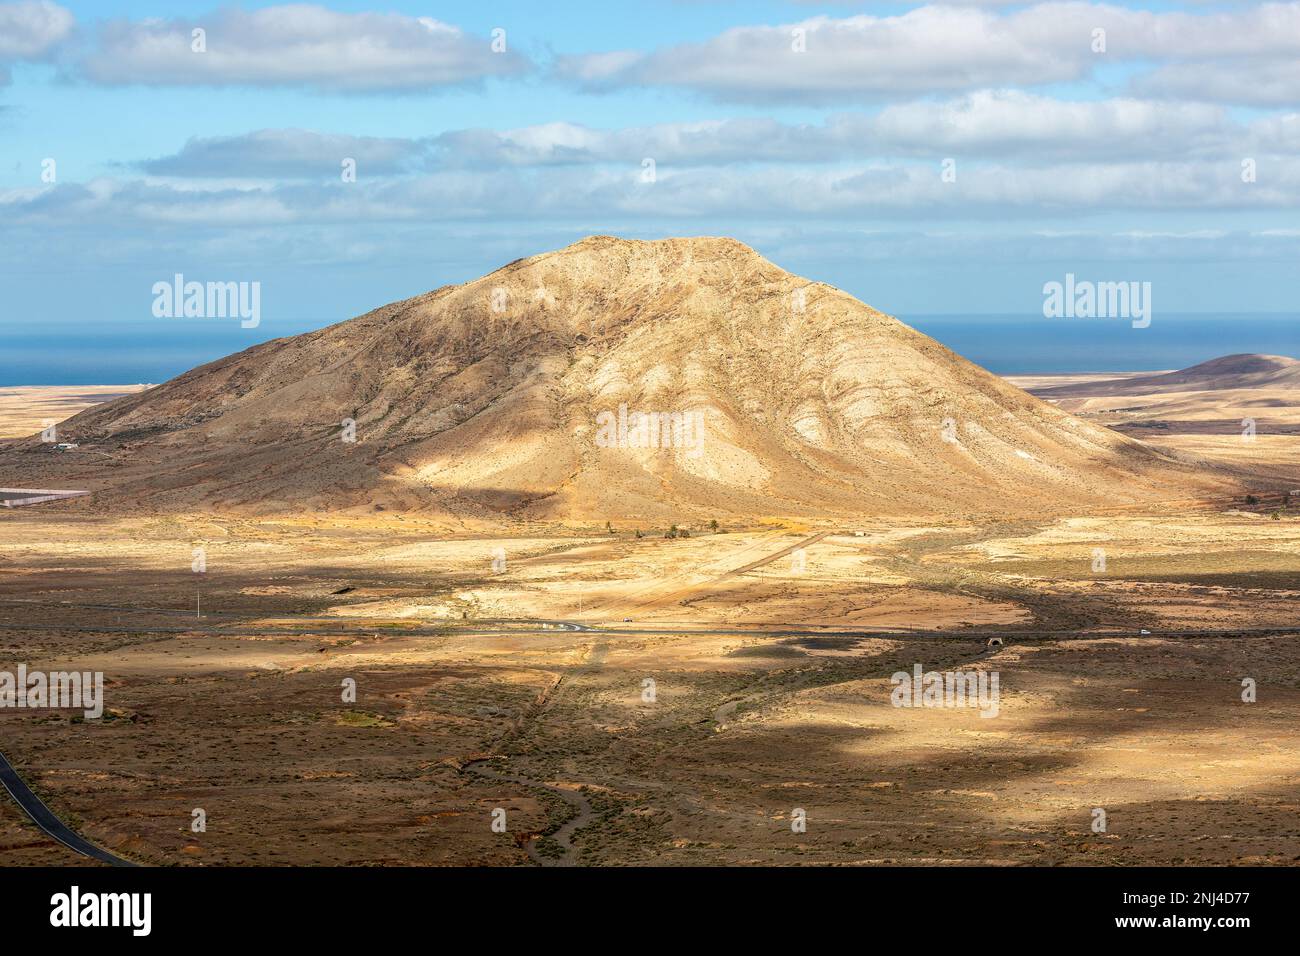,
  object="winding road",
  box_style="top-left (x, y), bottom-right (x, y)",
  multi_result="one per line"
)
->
top-left (0, 748), bottom-right (134, 866)
top-left (1, 617), bottom-right (1294, 642)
